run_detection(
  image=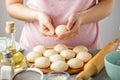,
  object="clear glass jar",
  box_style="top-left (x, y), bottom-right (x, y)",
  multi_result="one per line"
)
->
top-left (0, 50), bottom-right (14, 80)
top-left (46, 72), bottom-right (70, 80)
top-left (0, 34), bottom-right (8, 62)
